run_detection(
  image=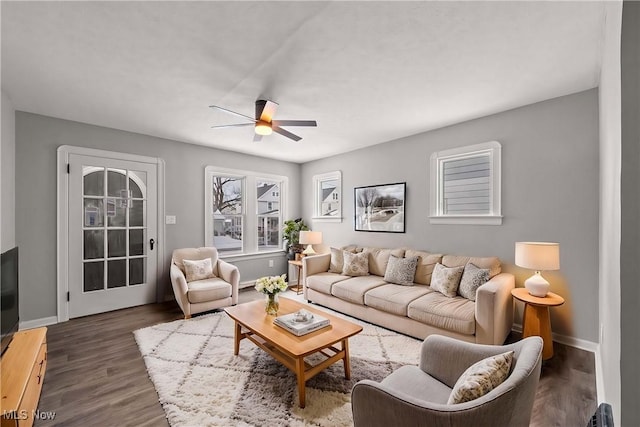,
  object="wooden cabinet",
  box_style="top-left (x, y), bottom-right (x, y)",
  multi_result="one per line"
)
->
top-left (1, 328), bottom-right (47, 427)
